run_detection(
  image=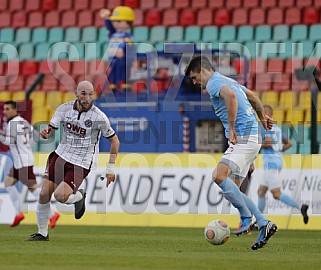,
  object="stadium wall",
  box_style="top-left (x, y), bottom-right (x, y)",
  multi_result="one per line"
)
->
top-left (1, 153), bottom-right (321, 230)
